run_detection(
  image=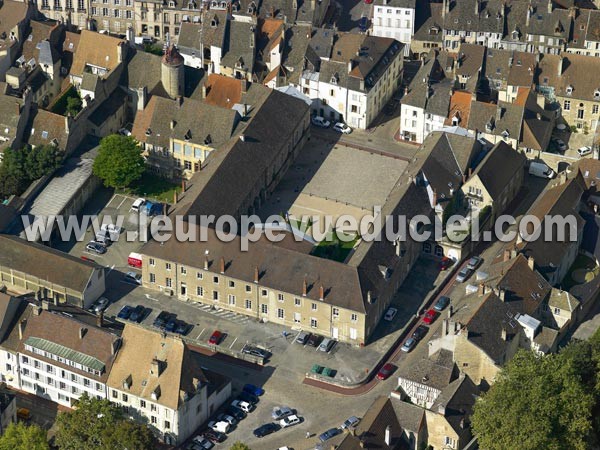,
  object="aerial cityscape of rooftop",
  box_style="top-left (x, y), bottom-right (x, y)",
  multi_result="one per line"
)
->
top-left (1, 0), bottom-right (600, 448)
